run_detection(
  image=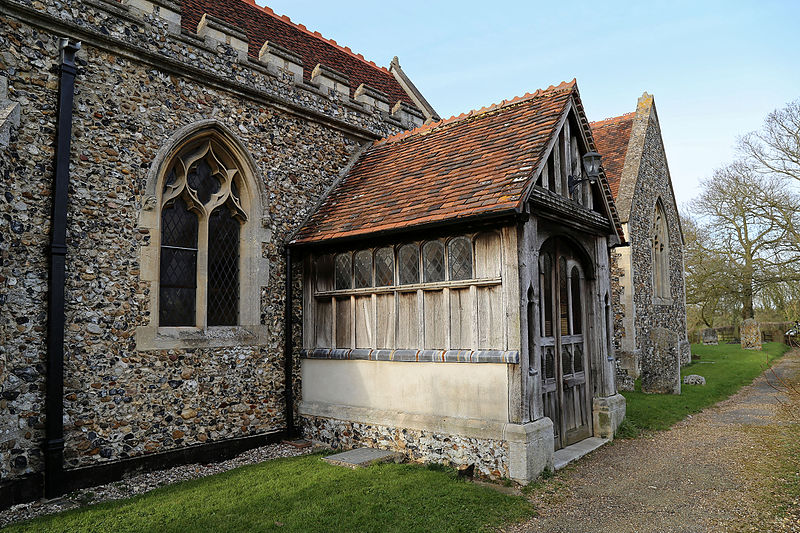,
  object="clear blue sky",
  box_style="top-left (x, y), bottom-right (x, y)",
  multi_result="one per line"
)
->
top-left (257, 1), bottom-right (800, 208)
